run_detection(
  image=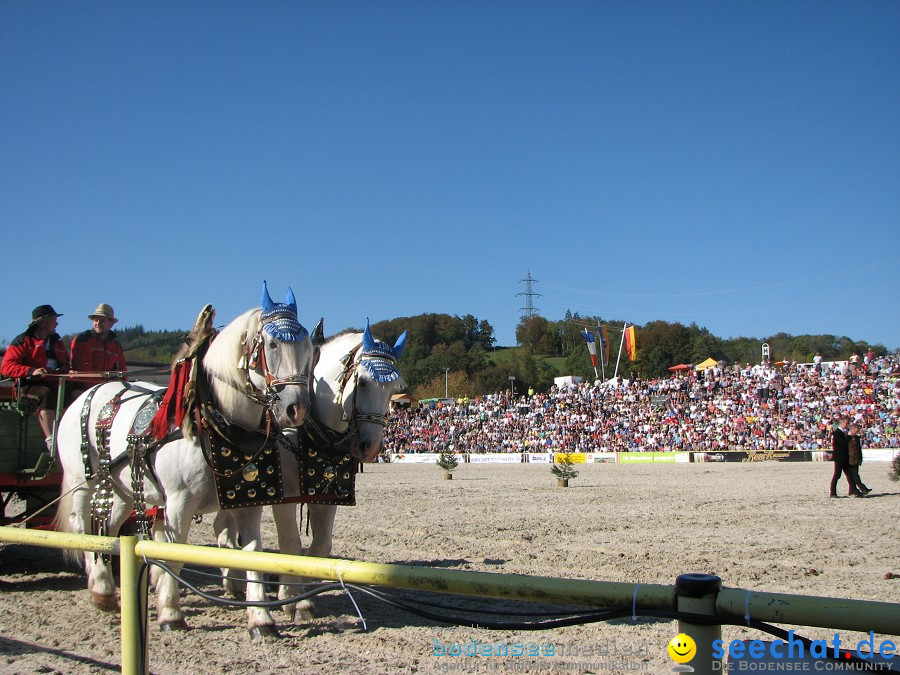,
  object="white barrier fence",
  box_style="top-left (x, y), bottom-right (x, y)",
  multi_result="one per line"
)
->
top-left (389, 449), bottom-right (900, 464)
